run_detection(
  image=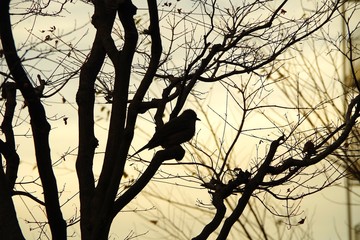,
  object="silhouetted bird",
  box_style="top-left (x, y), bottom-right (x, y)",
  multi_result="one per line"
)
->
top-left (302, 140), bottom-right (316, 156)
top-left (130, 109), bottom-right (200, 157)
top-left (298, 217), bottom-right (306, 225)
